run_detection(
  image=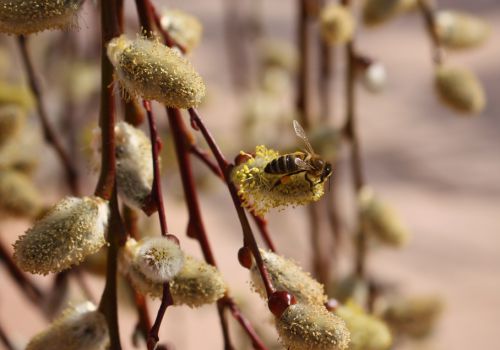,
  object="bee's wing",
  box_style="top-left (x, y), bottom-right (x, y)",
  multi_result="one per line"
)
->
top-left (293, 120), bottom-right (315, 155)
top-left (295, 157), bottom-right (313, 170)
